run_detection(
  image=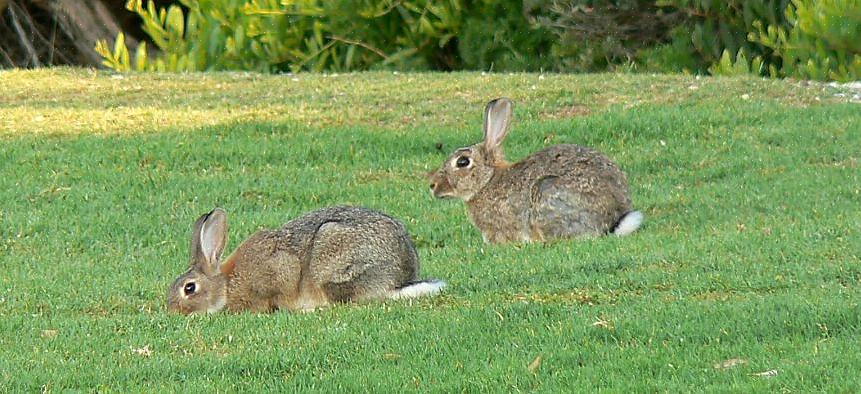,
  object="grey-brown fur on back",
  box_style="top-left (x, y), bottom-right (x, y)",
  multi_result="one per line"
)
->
top-left (467, 144), bottom-right (631, 243)
top-left (289, 206), bottom-right (418, 302)
top-left (168, 206), bottom-right (428, 314)
top-left (429, 98), bottom-right (639, 243)
top-left (226, 206), bottom-right (420, 312)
